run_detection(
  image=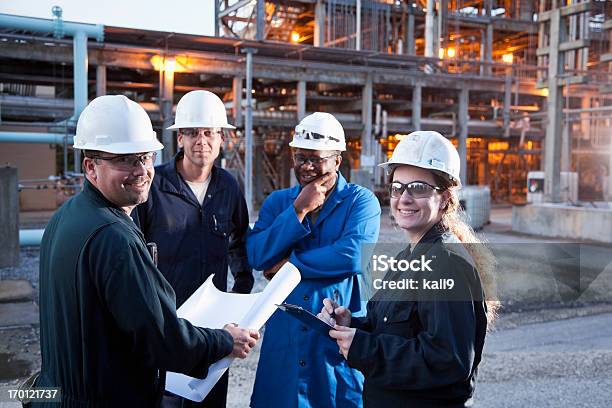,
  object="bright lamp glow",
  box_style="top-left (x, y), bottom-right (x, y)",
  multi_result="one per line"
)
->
top-left (502, 53), bottom-right (514, 64)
